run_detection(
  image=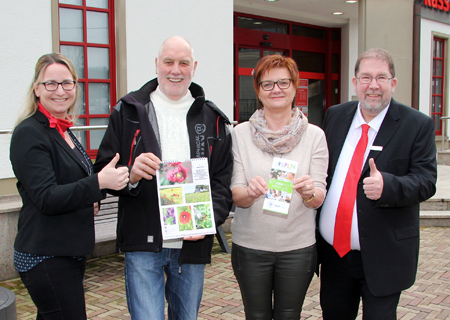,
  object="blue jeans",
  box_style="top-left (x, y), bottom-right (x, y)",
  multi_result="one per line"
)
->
top-left (124, 249), bottom-right (206, 320)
